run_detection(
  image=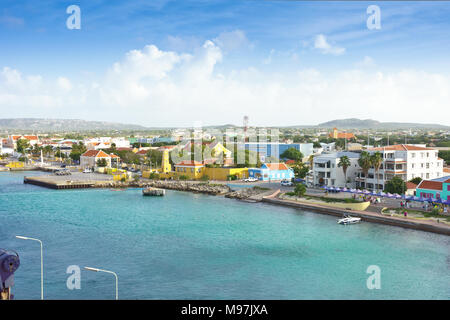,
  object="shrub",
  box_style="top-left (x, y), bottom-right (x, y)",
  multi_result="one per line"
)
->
top-left (200, 175), bottom-right (210, 181)
top-left (294, 183), bottom-right (307, 197)
top-left (149, 172), bottom-right (160, 180)
top-left (179, 175), bottom-right (188, 180)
